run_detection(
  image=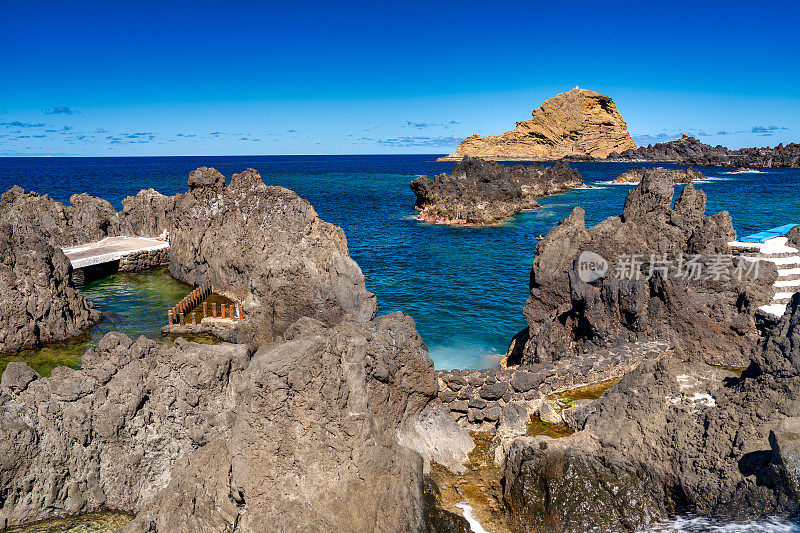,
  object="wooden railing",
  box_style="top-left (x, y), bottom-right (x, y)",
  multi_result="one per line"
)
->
top-left (167, 283), bottom-right (245, 325)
